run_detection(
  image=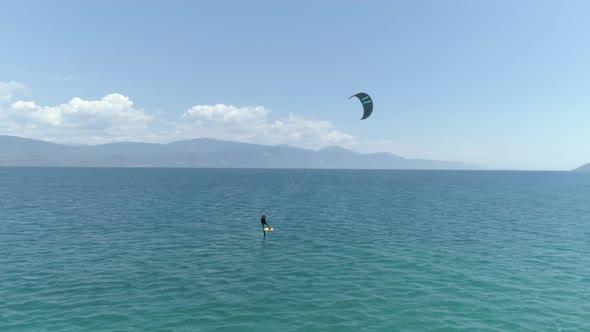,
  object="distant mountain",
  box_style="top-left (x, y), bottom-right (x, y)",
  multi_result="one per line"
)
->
top-left (0, 135), bottom-right (479, 169)
top-left (573, 163), bottom-right (590, 171)
top-left (0, 136), bottom-right (75, 166)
